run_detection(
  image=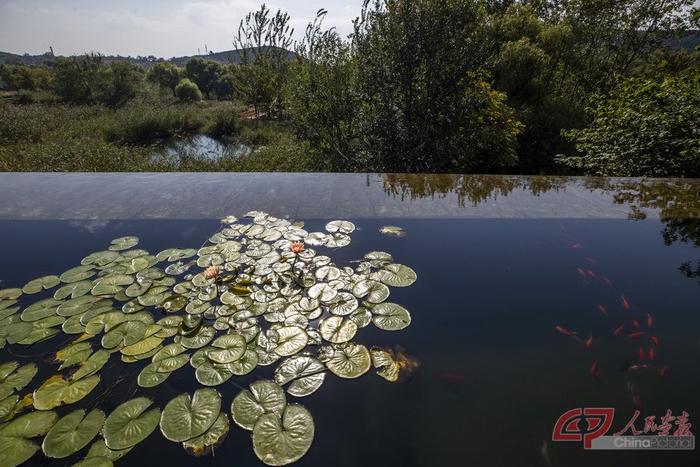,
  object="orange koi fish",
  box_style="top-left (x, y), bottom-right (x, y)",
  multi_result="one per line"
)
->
top-left (555, 325), bottom-right (573, 336)
top-left (601, 276), bottom-right (613, 286)
top-left (576, 268), bottom-right (586, 279)
top-left (649, 347), bottom-right (656, 360)
top-left (651, 335), bottom-right (660, 346)
top-left (585, 334), bottom-right (593, 348)
top-left (632, 319), bottom-right (641, 330)
top-left (646, 313), bottom-right (653, 328)
top-left (621, 295), bottom-right (631, 310)
top-left (628, 332), bottom-right (646, 340)
top-left (596, 305), bottom-right (608, 316)
top-left (585, 269), bottom-right (596, 278)
top-left (658, 365), bottom-right (668, 379)
top-left (638, 347), bottom-right (645, 360)
top-left (590, 360), bottom-right (601, 380)
top-left (613, 324), bottom-right (625, 336)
